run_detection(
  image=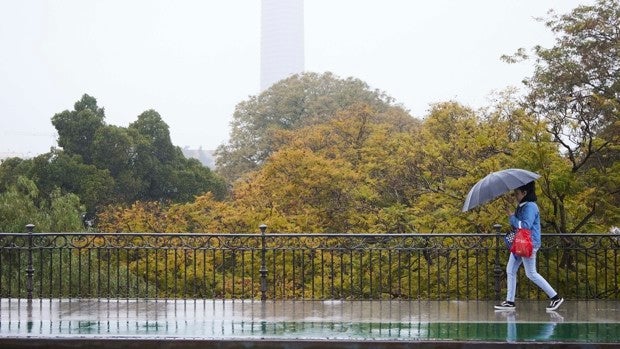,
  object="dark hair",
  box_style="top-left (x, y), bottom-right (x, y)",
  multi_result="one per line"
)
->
top-left (518, 181), bottom-right (537, 202)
